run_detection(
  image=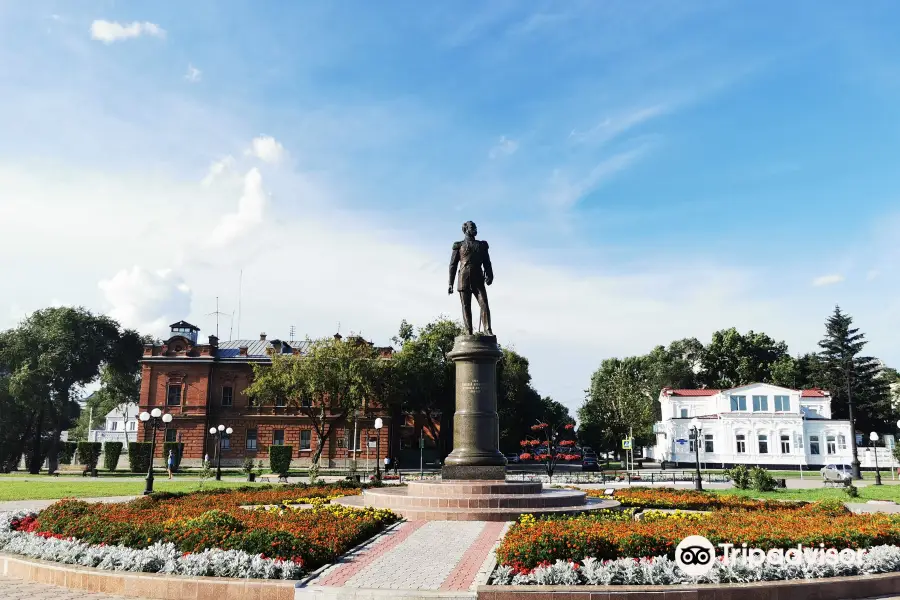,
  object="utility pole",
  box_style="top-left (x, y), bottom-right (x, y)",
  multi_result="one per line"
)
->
top-left (419, 428), bottom-right (424, 477)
